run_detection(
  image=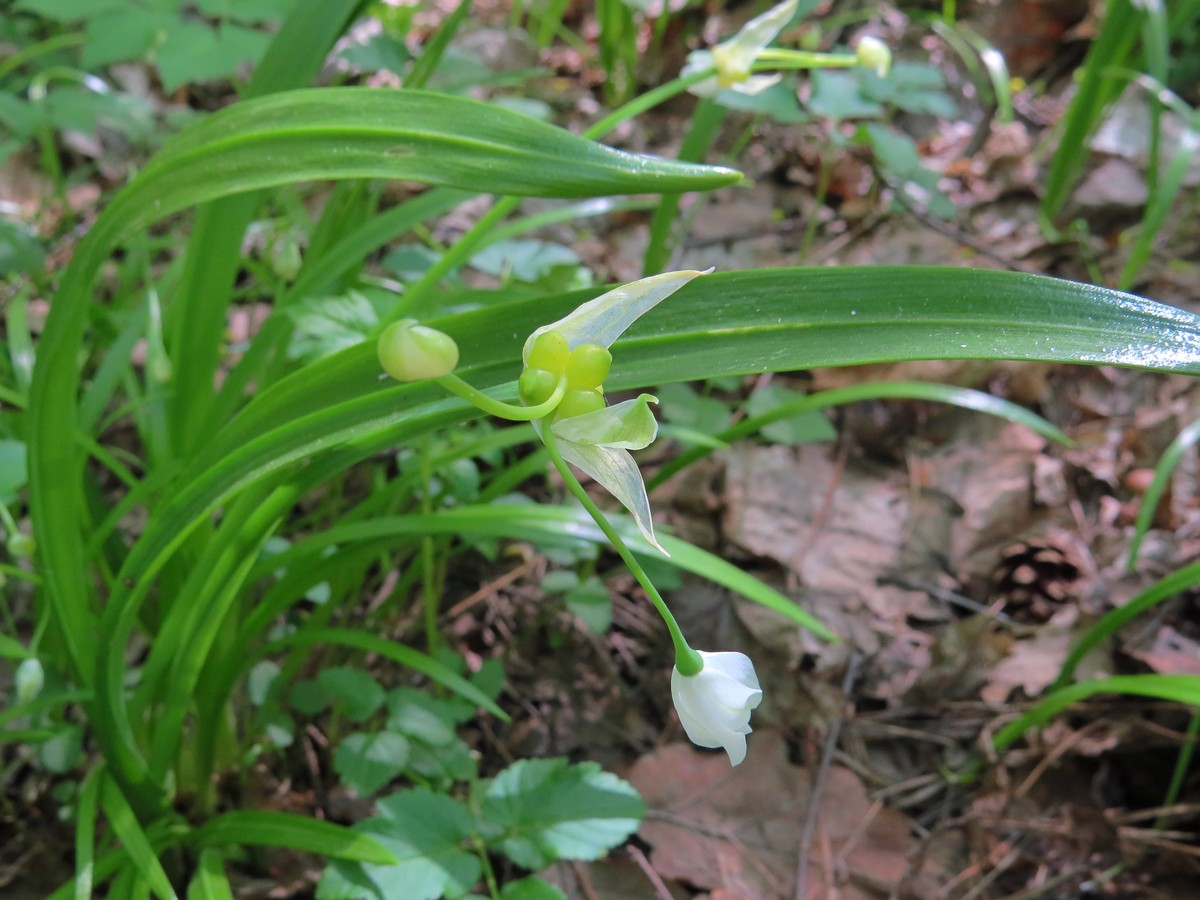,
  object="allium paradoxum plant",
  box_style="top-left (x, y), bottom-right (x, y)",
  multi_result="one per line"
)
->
top-left (377, 270), bottom-right (763, 765)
